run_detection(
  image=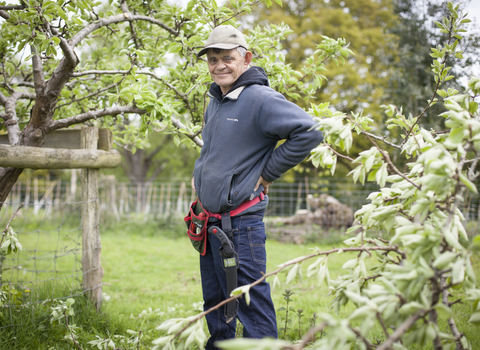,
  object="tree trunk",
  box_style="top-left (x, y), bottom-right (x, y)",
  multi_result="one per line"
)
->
top-left (0, 167), bottom-right (24, 209)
